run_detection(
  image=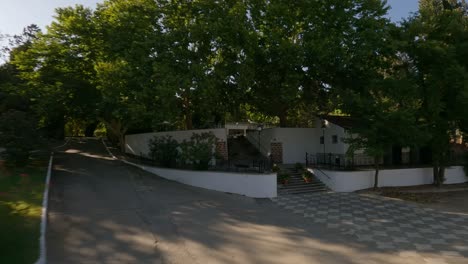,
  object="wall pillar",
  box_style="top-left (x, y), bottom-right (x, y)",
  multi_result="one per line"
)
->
top-left (216, 140), bottom-right (228, 160)
top-left (270, 142), bottom-right (283, 164)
